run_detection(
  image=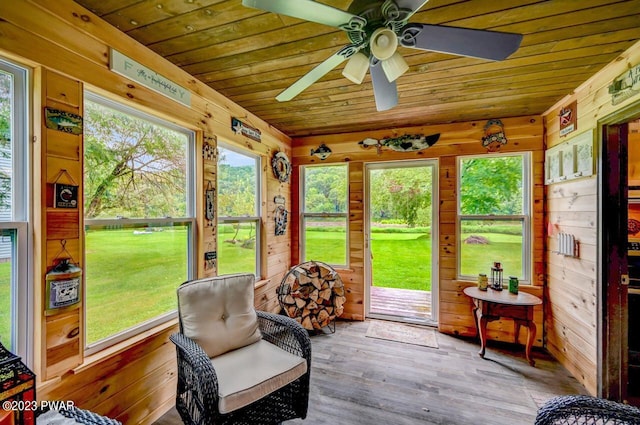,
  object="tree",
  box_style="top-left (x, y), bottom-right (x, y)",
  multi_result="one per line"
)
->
top-left (370, 167), bottom-right (433, 227)
top-left (217, 162), bottom-right (255, 217)
top-left (459, 156), bottom-right (523, 215)
top-left (304, 165), bottom-right (347, 213)
top-left (84, 101), bottom-right (187, 219)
